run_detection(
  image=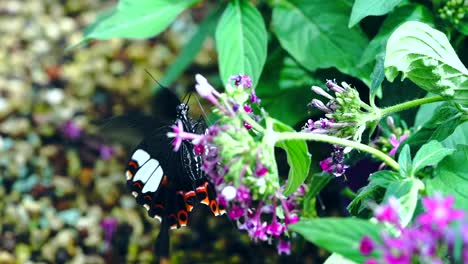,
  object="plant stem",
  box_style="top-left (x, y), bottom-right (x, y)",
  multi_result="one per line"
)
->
top-left (275, 132), bottom-right (400, 171)
top-left (380, 96), bottom-right (445, 117)
top-left (241, 113), bottom-right (265, 132)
